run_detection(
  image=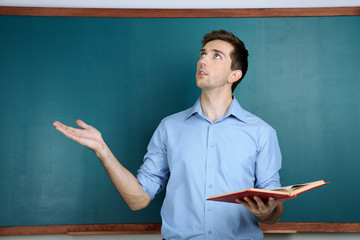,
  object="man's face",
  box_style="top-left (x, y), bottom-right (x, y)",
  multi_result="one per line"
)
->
top-left (196, 39), bottom-right (235, 92)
